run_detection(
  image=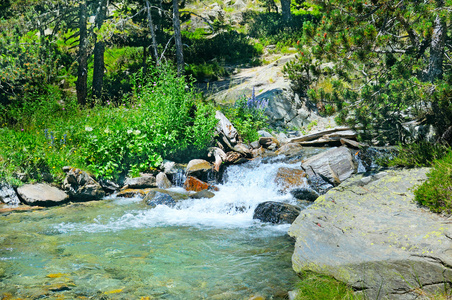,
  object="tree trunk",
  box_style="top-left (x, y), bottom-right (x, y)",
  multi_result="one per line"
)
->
top-left (76, 1), bottom-right (88, 106)
top-left (281, 0), bottom-right (291, 22)
top-left (172, 0), bottom-right (184, 76)
top-left (426, 7), bottom-right (446, 83)
top-left (92, 0), bottom-right (107, 101)
top-left (146, 0), bottom-right (160, 66)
